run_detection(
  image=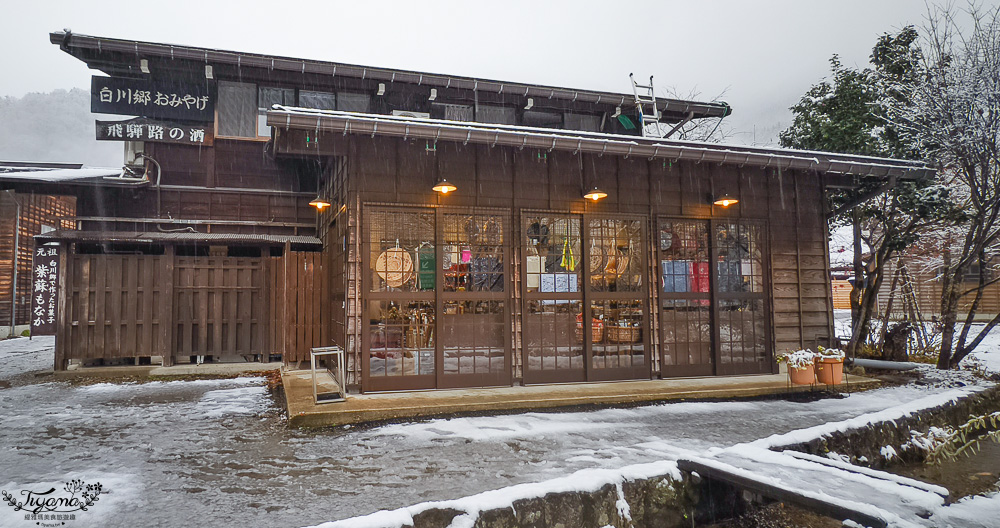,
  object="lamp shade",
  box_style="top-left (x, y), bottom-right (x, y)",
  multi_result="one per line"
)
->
top-left (584, 187), bottom-right (608, 201)
top-left (309, 196), bottom-right (332, 211)
top-left (432, 178), bottom-right (457, 194)
top-left (713, 194), bottom-right (738, 207)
